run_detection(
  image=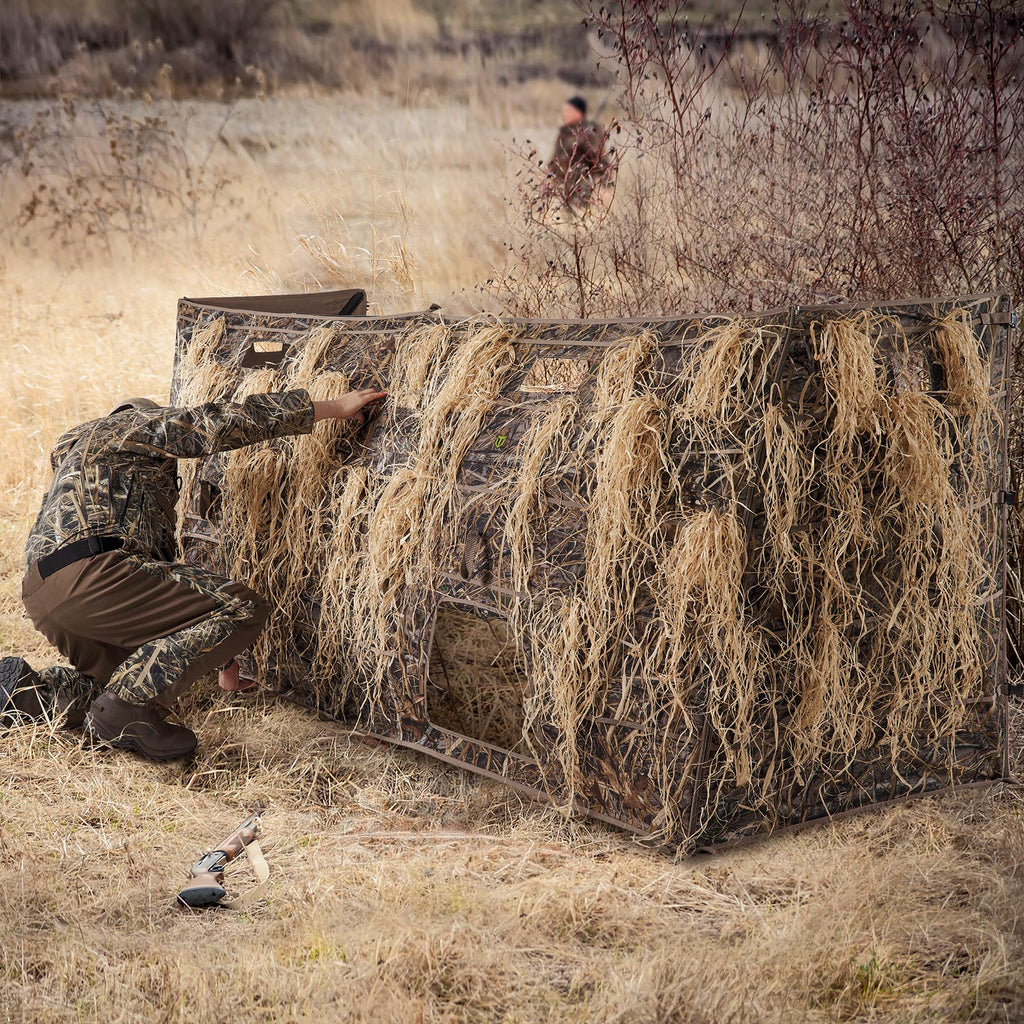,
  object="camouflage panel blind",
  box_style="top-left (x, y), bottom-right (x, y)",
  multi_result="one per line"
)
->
top-left (172, 293), bottom-right (1013, 852)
